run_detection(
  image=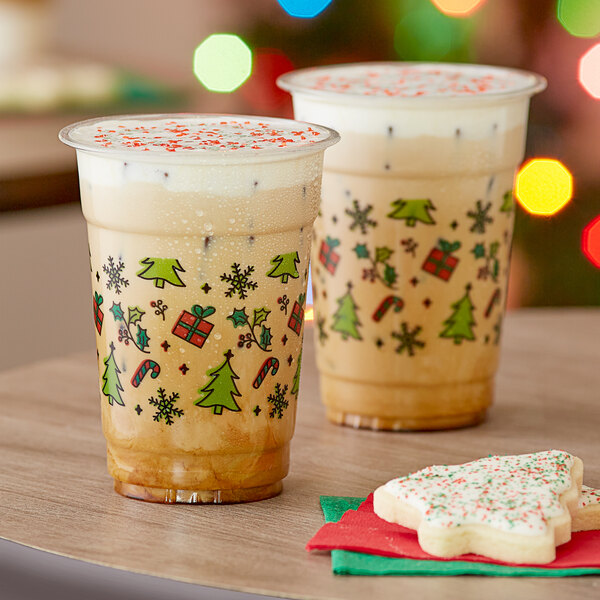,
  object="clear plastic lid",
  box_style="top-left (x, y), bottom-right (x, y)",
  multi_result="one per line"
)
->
top-left (59, 113), bottom-right (340, 163)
